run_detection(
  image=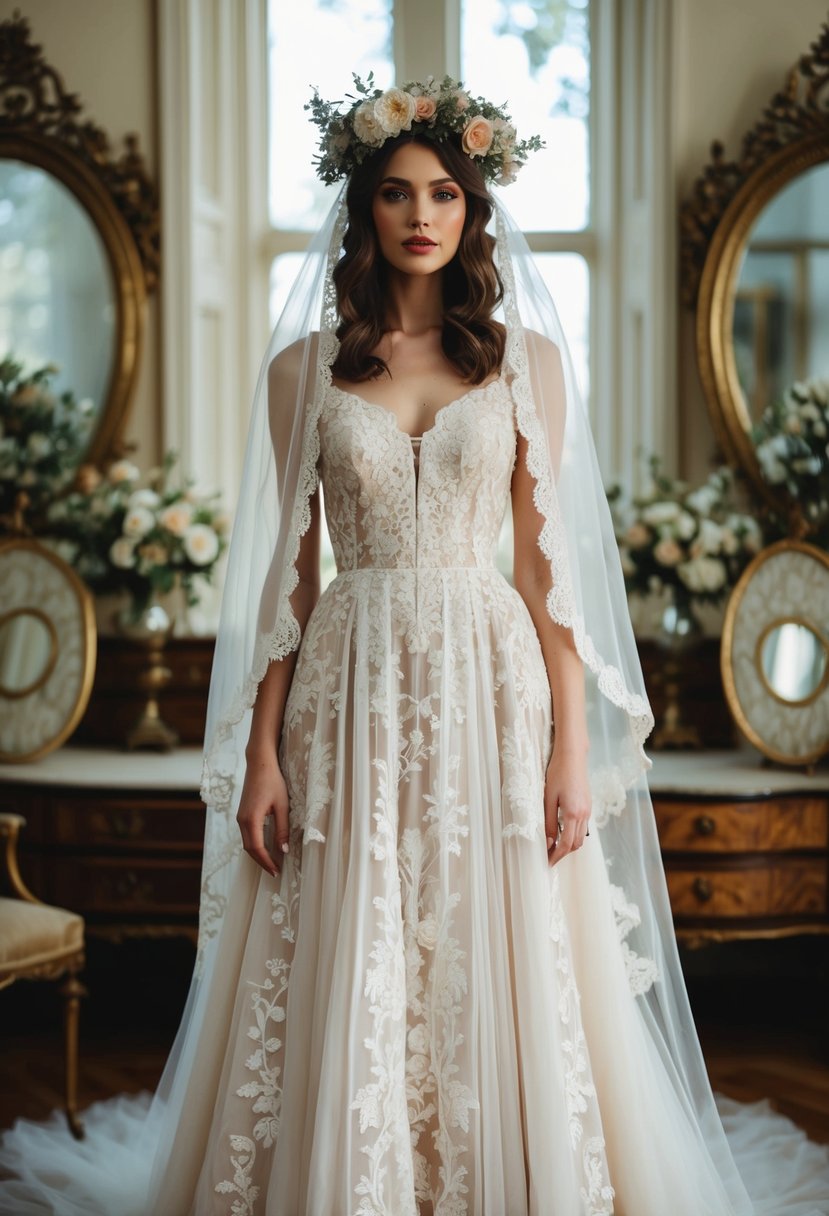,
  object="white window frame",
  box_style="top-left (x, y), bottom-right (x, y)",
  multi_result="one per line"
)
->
top-left (159, 0), bottom-right (677, 541)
